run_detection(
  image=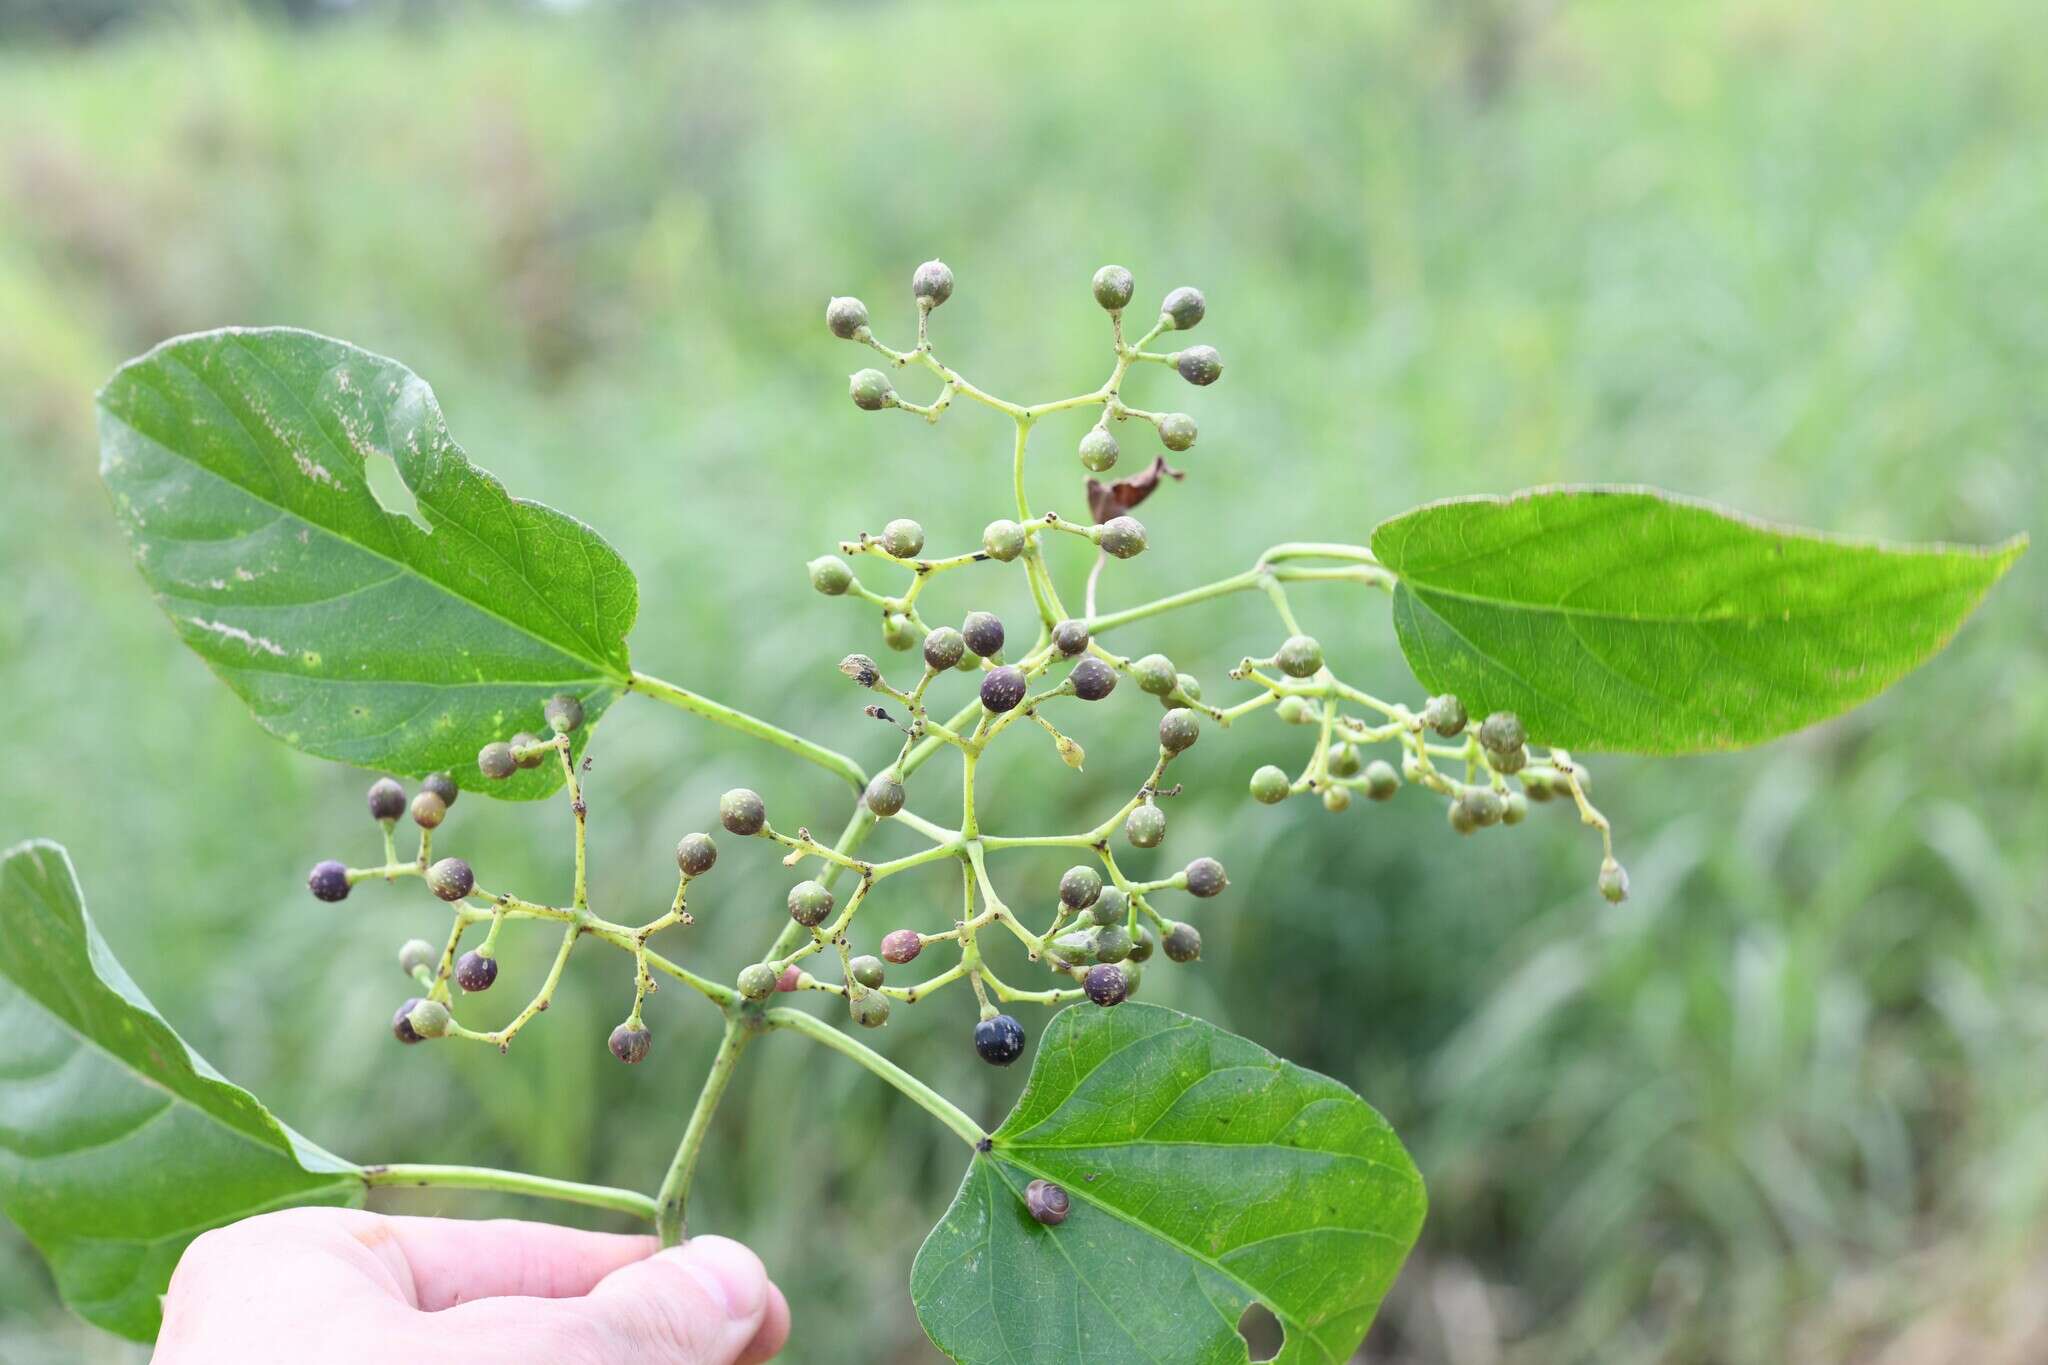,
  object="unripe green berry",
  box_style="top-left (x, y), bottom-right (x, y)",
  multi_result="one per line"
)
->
top-left (1250, 765), bottom-right (1291, 804)
top-left (809, 555), bottom-right (853, 596)
top-left (1322, 785), bottom-right (1352, 813)
top-left (1084, 962), bottom-right (1128, 1007)
top-left (1276, 696), bottom-right (1315, 725)
top-left (881, 518), bottom-right (925, 559)
top-left (1479, 710), bottom-right (1525, 755)
top-left (422, 772), bottom-right (459, 809)
top-left (1522, 769), bottom-right (1557, 801)
top-left (923, 627), bottom-right (966, 672)
top-left (1097, 515), bottom-right (1147, 560)
top-left (850, 368), bottom-right (894, 411)
top-left (1090, 886), bottom-right (1129, 927)
top-left (1175, 345), bottom-right (1223, 387)
top-left (961, 611), bottom-right (1005, 658)
top-left (1423, 694), bottom-right (1467, 738)
top-left (1128, 924), bottom-right (1157, 963)
top-left (1328, 744), bottom-right (1363, 778)
top-left (1160, 286), bottom-right (1206, 331)
top-left (1163, 921), bottom-right (1202, 963)
top-left (308, 859), bottom-right (351, 902)
top-left (427, 857), bottom-right (474, 902)
top-left (1052, 619), bottom-right (1091, 657)
top-left (410, 790), bottom-right (447, 830)
top-left (1456, 786), bottom-right (1504, 829)
top-left (912, 259), bottom-right (954, 307)
top-left (1094, 924), bottom-right (1133, 964)
top-left (1069, 657), bottom-right (1117, 701)
top-left (544, 693), bottom-right (585, 735)
top-left (407, 998), bottom-right (452, 1040)
top-left (1183, 856), bottom-right (1228, 898)
top-left (1092, 264), bottom-right (1135, 312)
top-left (609, 1023), bottom-right (652, 1065)
top-left (1599, 857), bottom-right (1630, 904)
top-left (455, 950), bottom-right (497, 993)
top-left (1490, 745), bottom-right (1527, 776)
top-left (720, 788), bottom-right (766, 837)
top-left (1059, 864), bottom-right (1103, 910)
top-left (738, 963), bottom-right (779, 1000)
top-left (1364, 760), bottom-right (1400, 800)
top-left (1501, 791), bottom-right (1529, 826)
top-left (1079, 426), bottom-right (1119, 473)
top-left (397, 938), bottom-right (437, 977)
top-left (882, 613), bottom-right (917, 652)
top-left (865, 773), bottom-right (906, 817)
top-left (392, 997), bottom-right (425, 1044)
top-left (510, 733), bottom-right (546, 769)
top-left (1158, 707), bottom-right (1200, 754)
top-left (1050, 931), bottom-right (1096, 966)
top-left (676, 832), bottom-right (718, 877)
top-left (1124, 804), bottom-right (1166, 849)
top-left (1134, 653), bottom-right (1177, 695)
top-left (1171, 673), bottom-right (1203, 704)
top-left (478, 742), bottom-right (516, 781)
top-left (1154, 412), bottom-right (1198, 451)
top-left (1447, 800), bottom-right (1477, 835)
top-left (850, 990), bottom-right (891, 1028)
top-left (826, 295), bottom-right (869, 339)
top-left (787, 879), bottom-right (834, 927)
top-left (880, 929), bottom-right (922, 964)
top-left (981, 519), bottom-right (1027, 562)
top-left (367, 777), bottom-right (406, 823)
top-left (1275, 634), bottom-right (1324, 678)
top-left (849, 955), bottom-right (887, 990)
top-left (979, 665), bottom-right (1028, 714)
